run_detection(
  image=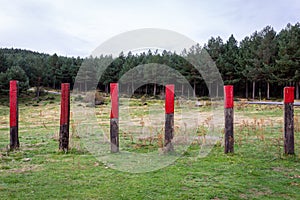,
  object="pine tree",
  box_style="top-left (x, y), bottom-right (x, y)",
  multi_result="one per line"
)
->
top-left (277, 23), bottom-right (300, 98)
